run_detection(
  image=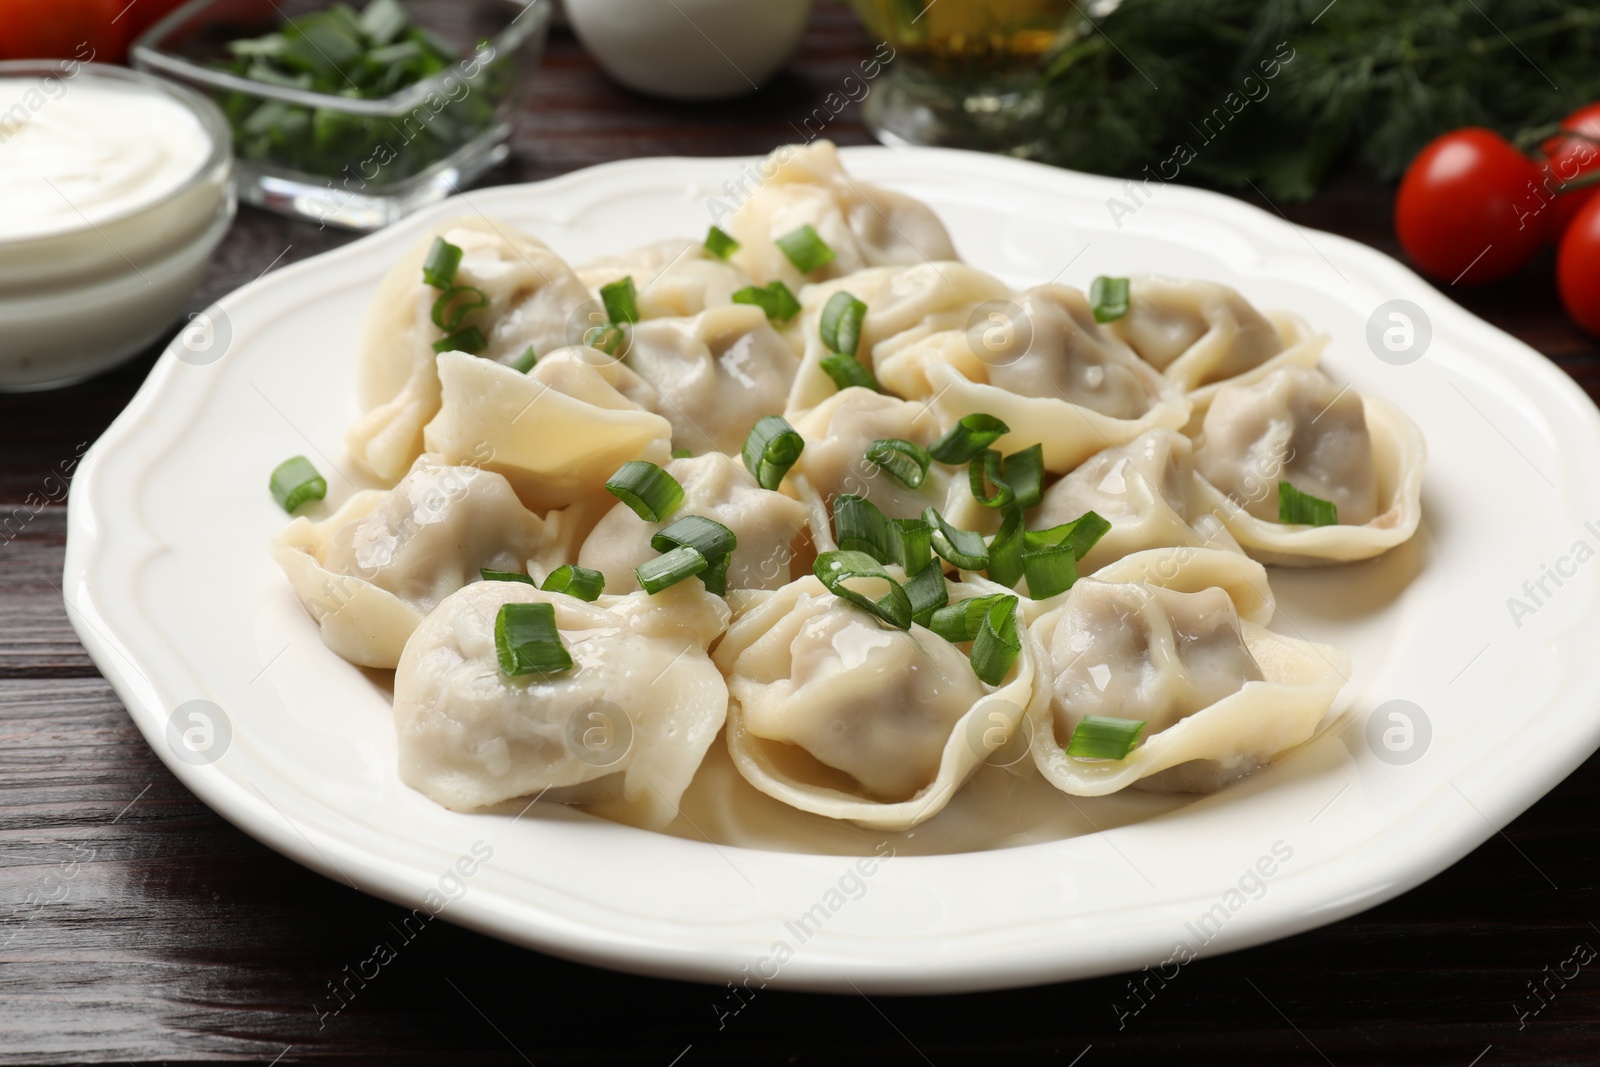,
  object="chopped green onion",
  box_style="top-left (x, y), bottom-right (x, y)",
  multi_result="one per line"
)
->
top-left (1001, 444), bottom-right (1043, 509)
top-left (636, 545), bottom-right (708, 595)
top-left (540, 564), bottom-right (605, 601)
top-left (888, 517), bottom-right (933, 576)
top-left (269, 455), bottom-right (326, 514)
top-left (432, 325), bottom-right (486, 354)
top-left (1278, 481), bottom-right (1338, 527)
top-left (480, 568), bottom-right (535, 585)
top-left (986, 509), bottom-right (1026, 588)
top-left (731, 281), bottom-right (801, 323)
top-left (905, 562), bottom-right (948, 626)
top-left (585, 323), bottom-right (626, 355)
top-left (701, 551), bottom-right (733, 596)
top-left (431, 285), bottom-right (488, 332)
top-left (704, 226), bottom-right (741, 260)
top-left (968, 449), bottom-right (1015, 510)
top-left (929, 593), bottom-right (1013, 643)
top-left (1090, 276), bottom-right (1131, 323)
top-left (819, 353), bottom-right (880, 392)
top-left (923, 506), bottom-right (990, 570)
top-left (820, 290), bottom-right (867, 356)
top-left (358, 0), bottom-right (409, 44)
top-left (599, 276), bottom-right (640, 325)
top-left (508, 345), bottom-right (537, 373)
top-left (929, 414), bottom-right (1010, 464)
top-left (969, 595), bottom-right (1021, 685)
top-left (1022, 543), bottom-right (1078, 599)
top-left (833, 494), bottom-right (893, 563)
top-left (651, 514), bottom-right (738, 562)
top-left (865, 438), bottom-right (930, 489)
top-left (494, 602), bottom-right (573, 677)
top-left (813, 550), bottom-right (912, 630)
top-left (1066, 715), bottom-right (1146, 760)
top-left (605, 461), bottom-right (685, 522)
top-left (775, 224), bottom-right (836, 274)
top-left (1025, 510), bottom-right (1111, 561)
top-left (671, 448), bottom-right (693, 459)
top-left (422, 237), bottom-right (463, 289)
top-left (741, 415), bottom-right (805, 490)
